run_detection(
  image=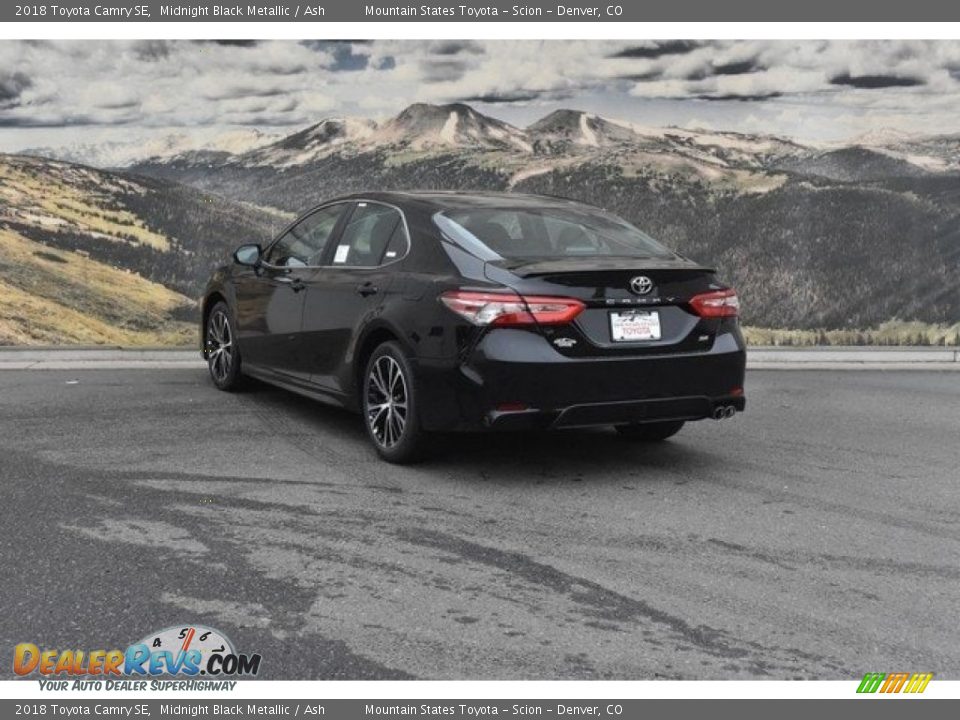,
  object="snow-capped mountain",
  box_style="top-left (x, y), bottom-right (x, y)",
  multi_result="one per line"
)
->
top-left (235, 118), bottom-right (377, 168)
top-left (23, 103), bottom-right (960, 178)
top-left (528, 109), bottom-right (639, 148)
top-left (29, 103), bottom-right (959, 179)
top-left (376, 103), bottom-right (532, 152)
top-left (852, 127), bottom-right (921, 147)
top-left (208, 104), bottom-right (815, 178)
top-left (24, 127), bottom-right (280, 169)
top-left (846, 130), bottom-right (960, 174)
top-left (525, 109), bottom-right (811, 172)
top-left (219, 104), bottom-right (841, 177)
